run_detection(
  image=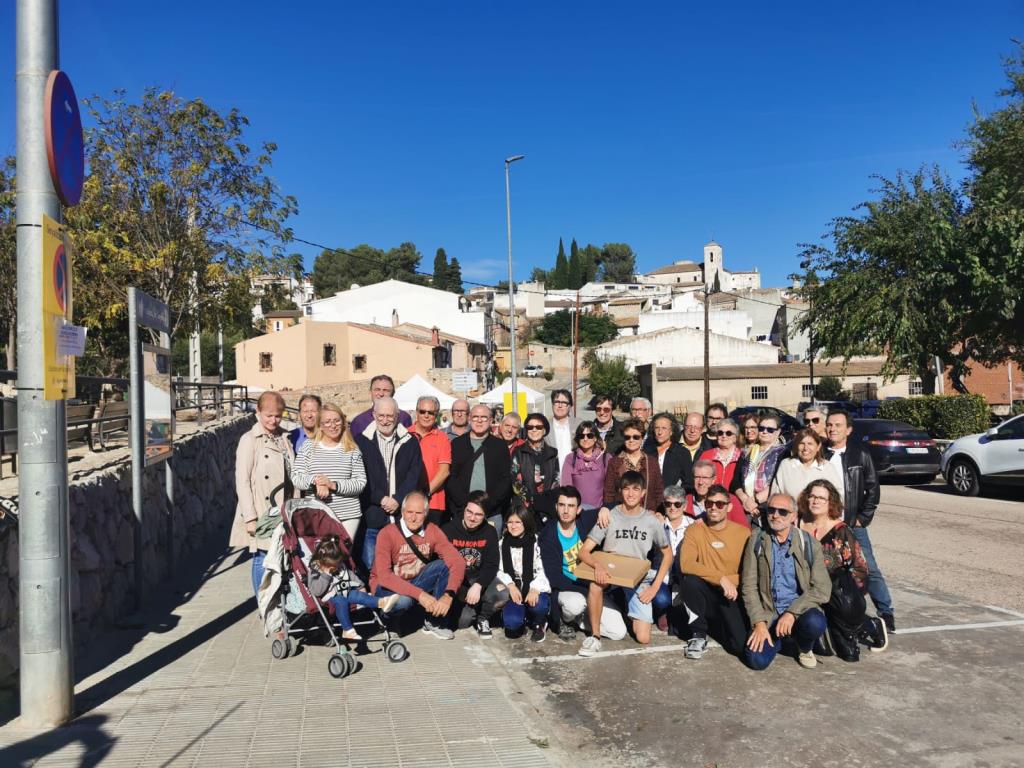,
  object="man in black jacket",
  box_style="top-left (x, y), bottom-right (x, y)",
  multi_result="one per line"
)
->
top-left (443, 490), bottom-right (505, 637)
top-left (826, 410), bottom-right (894, 637)
top-left (593, 395), bottom-right (625, 455)
top-left (539, 487), bottom-right (627, 642)
top-left (354, 396), bottom-right (426, 571)
top-left (447, 404), bottom-right (512, 527)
